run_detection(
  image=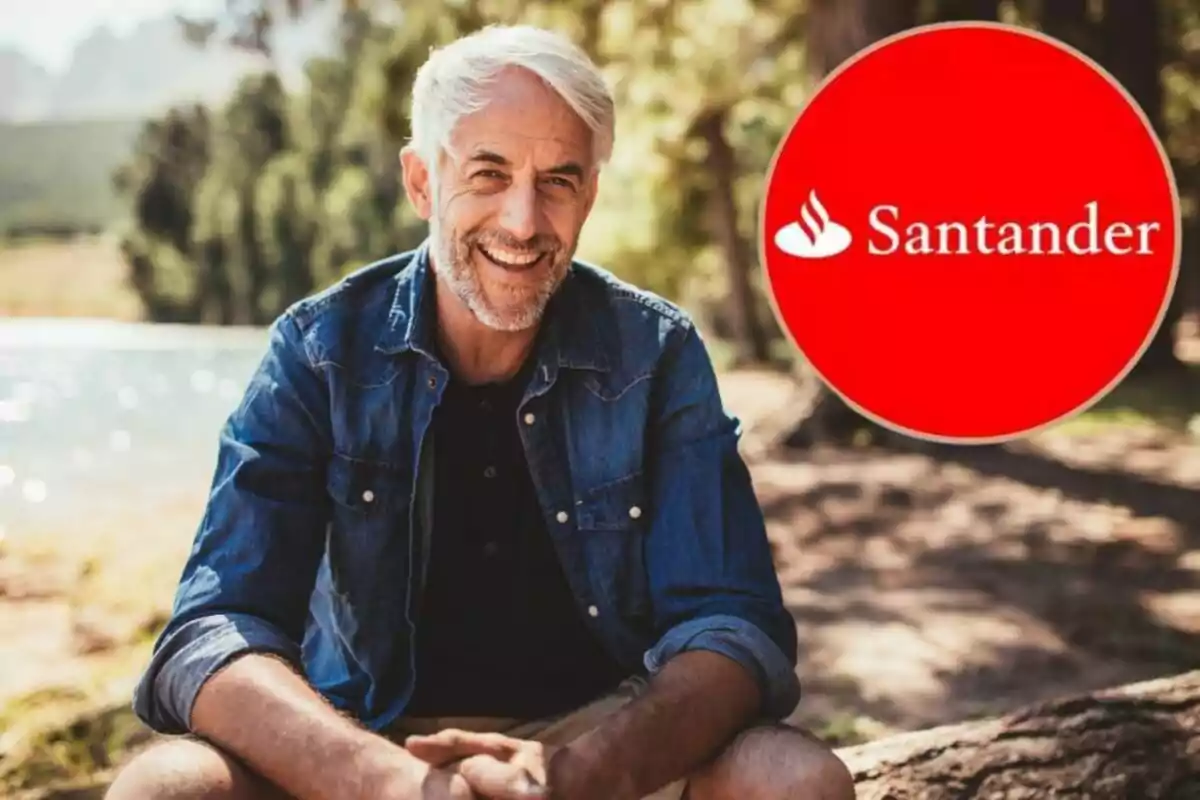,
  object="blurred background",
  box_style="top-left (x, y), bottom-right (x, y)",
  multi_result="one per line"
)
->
top-left (1, 0), bottom-right (1199, 796)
